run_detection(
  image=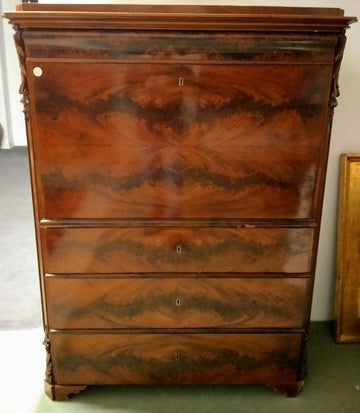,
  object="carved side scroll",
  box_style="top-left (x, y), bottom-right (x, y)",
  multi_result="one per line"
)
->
top-left (43, 333), bottom-right (54, 386)
top-left (12, 24), bottom-right (30, 120)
